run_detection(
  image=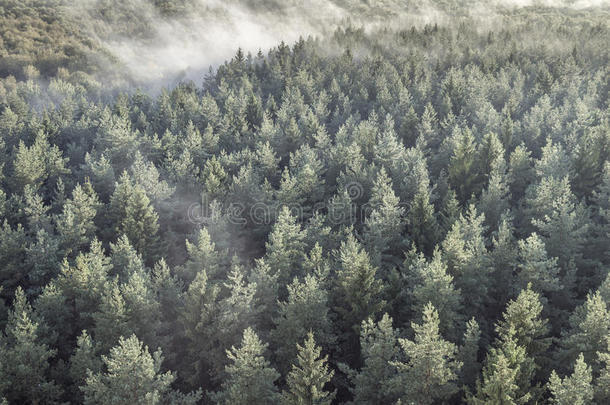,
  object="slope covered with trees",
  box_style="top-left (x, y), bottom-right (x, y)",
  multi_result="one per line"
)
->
top-left (0, 1), bottom-right (609, 404)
